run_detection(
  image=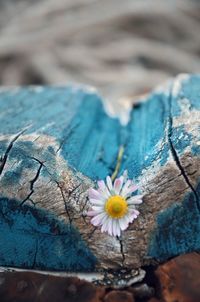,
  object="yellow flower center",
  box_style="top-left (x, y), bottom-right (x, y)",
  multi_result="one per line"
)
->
top-left (105, 195), bottom-right (128, 219)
